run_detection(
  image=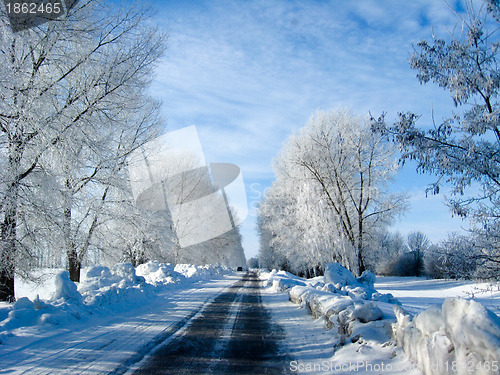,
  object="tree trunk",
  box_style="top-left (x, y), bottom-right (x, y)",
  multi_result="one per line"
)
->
top-left (67, 248), bottom-right (81, 283)
top-left (0, 267), bottom-right (15, 302)
top-left (80, 186), bottom-right (109, 266)
top-left (0, 223), bottom-right (16, 302)
top-left (0, 192), bottom-right (18, 302)
top-left (357, 216), bottom-right (366, 276)
top-left (63, 181), bottom-right (80, 282)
